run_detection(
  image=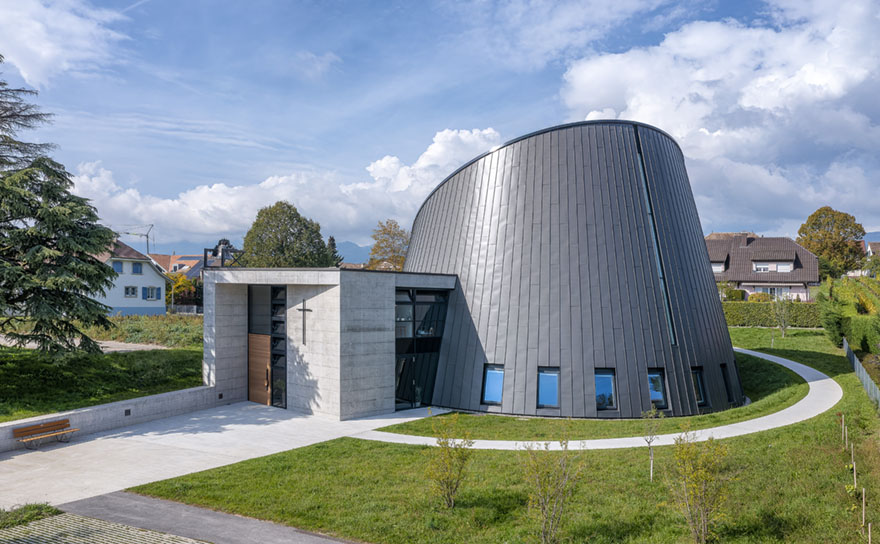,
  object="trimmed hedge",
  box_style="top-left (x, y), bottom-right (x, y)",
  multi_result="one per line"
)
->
top-left (723, 301), bottom-right (822, 328)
